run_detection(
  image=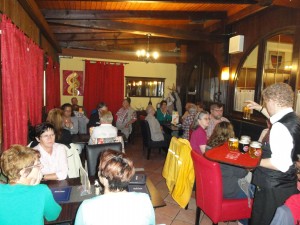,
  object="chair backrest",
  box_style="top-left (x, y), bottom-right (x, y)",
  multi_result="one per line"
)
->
top-left (191, 150), bottom-right (223, 218)
top-left (140, 120), bottom-right (151, 146)
top-left (86, 142), bottom-right (122, 176)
